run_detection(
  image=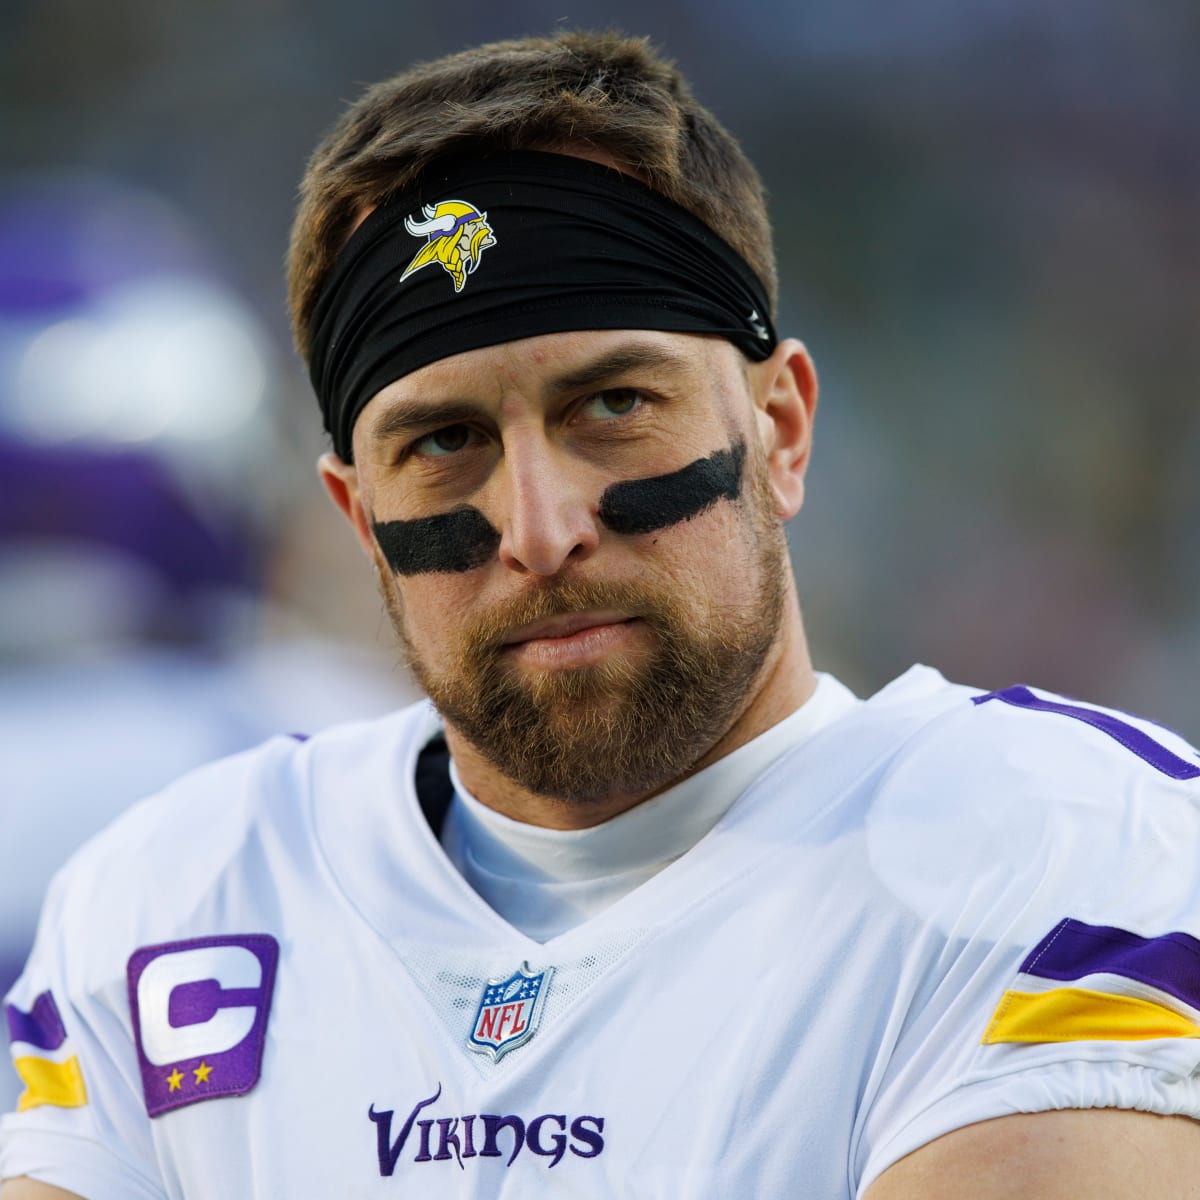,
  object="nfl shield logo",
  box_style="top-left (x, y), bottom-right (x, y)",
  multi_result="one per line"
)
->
top-left (468, 962), bottom-right (553, 1061)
